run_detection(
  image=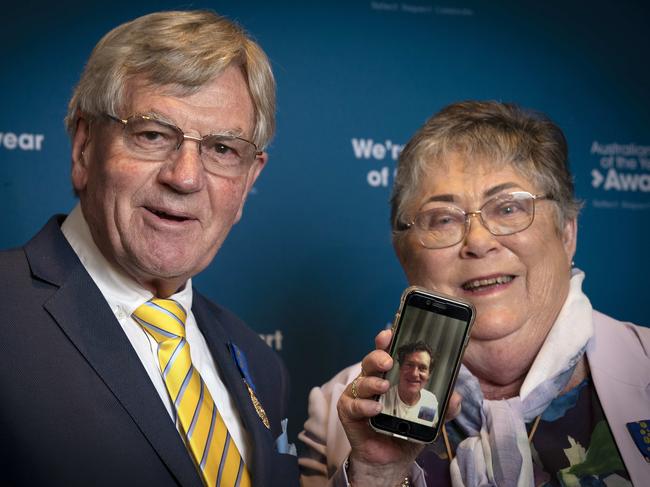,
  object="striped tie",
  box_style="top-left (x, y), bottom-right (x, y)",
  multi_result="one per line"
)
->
top-left (133, 299), bottom-right (251, 487)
